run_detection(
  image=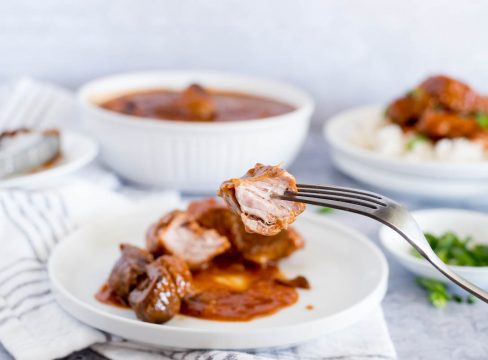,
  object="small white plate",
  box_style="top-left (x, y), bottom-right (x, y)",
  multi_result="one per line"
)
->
top-left (324, 106), bottom-right (488, 199)
top-left (0, 131), bottom-right (98, 189)
top-left (48, 208), bottom-right (388, 350)
top-left (379, 208), bottom-right (488, 290)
